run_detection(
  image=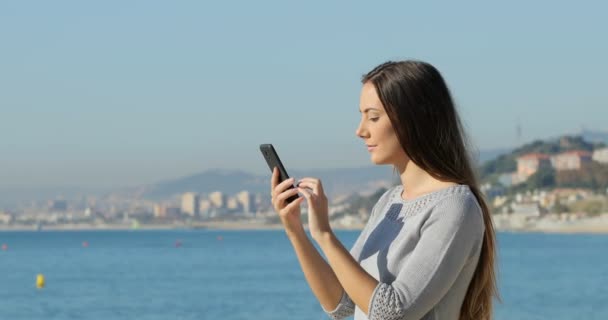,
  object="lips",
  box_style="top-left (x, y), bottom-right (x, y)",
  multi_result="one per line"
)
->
top-left (367, 145), bottom-right (377, 151)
